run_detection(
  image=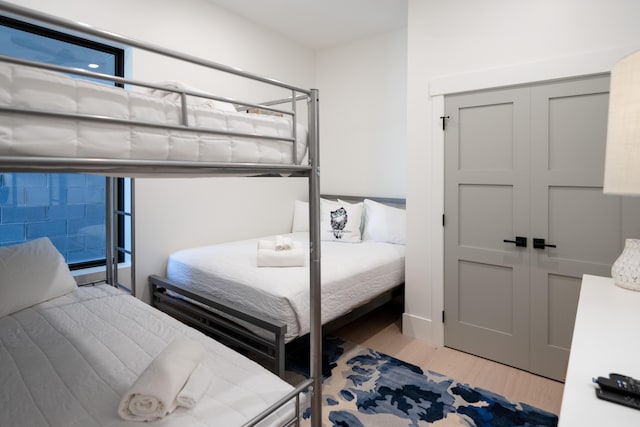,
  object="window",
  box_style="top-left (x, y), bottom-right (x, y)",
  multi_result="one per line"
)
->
top-left (0, 16), bottom-right (127, 270)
